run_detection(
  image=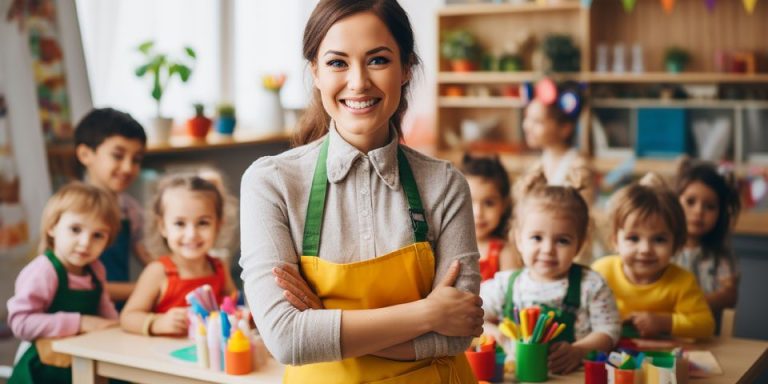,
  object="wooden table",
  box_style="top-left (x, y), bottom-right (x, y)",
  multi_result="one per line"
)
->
top-left (52, 327), bottom-right (284, 384)
top-left (52, 329), bottom-right (767, 384)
